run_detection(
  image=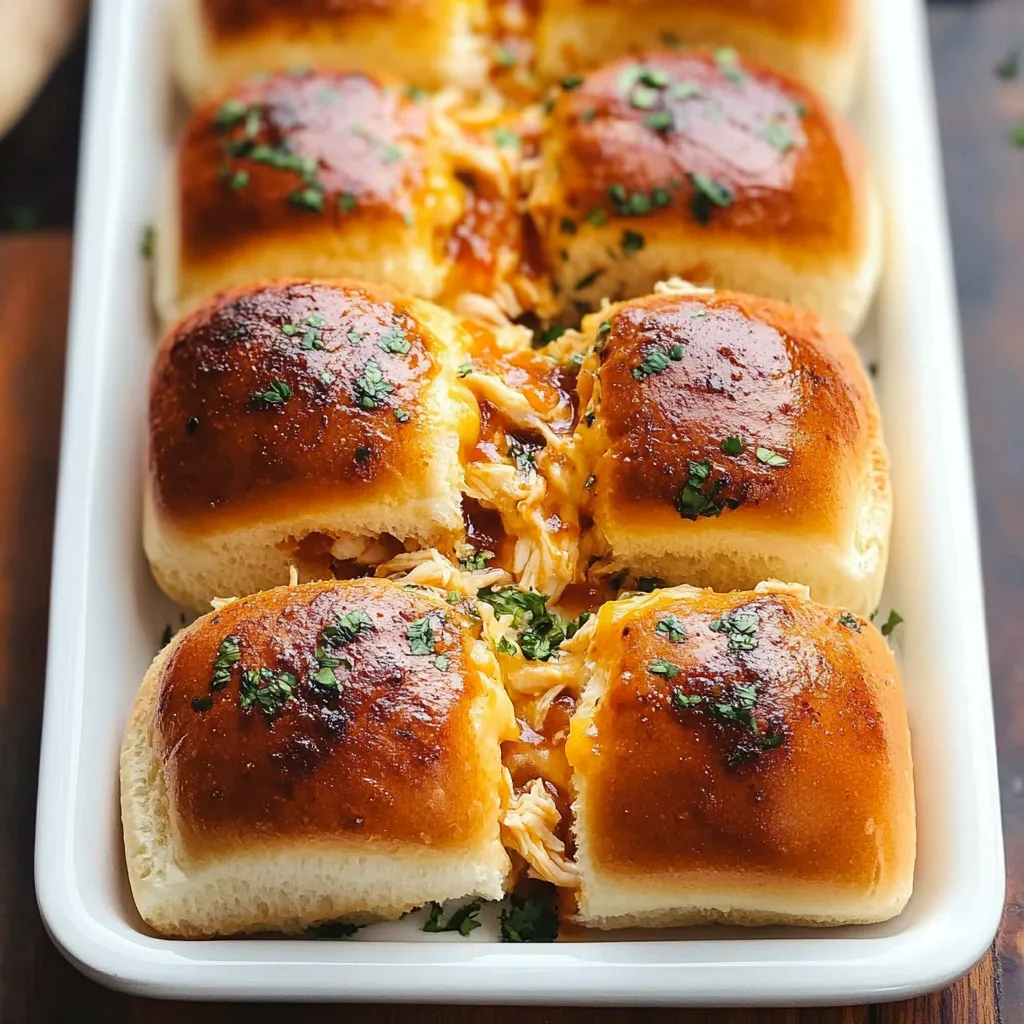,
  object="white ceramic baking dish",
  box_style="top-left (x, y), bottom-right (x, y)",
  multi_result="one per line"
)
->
top-left (33, 0), bottom-right (1004, 1005)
